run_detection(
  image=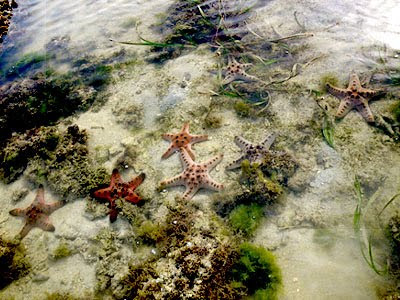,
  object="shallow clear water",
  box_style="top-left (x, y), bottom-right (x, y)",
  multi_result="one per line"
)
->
top-left (1, 0), bottom-right (399, 299)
